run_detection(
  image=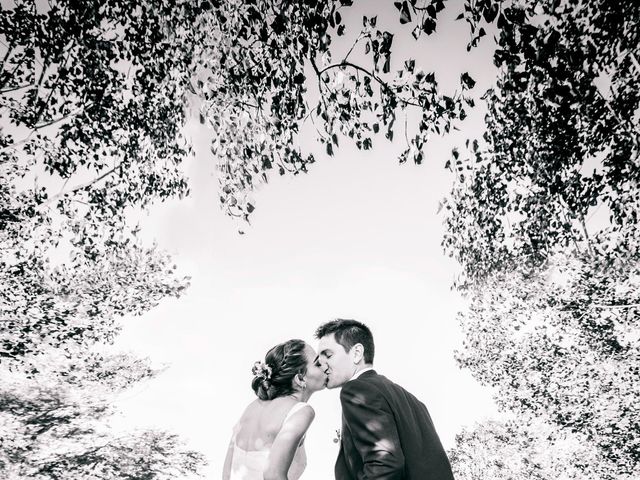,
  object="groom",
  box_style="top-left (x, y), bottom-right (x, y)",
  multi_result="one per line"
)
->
top-left (315, 319), bottom-right (454, 480)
